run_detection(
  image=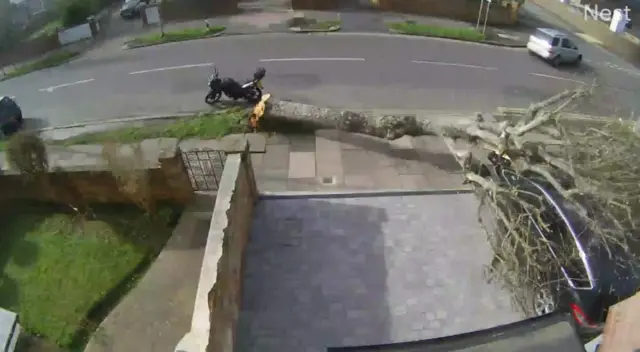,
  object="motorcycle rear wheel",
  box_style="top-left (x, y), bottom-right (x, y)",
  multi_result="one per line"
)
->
top-left (205, 91), bottom-right (222, 105)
